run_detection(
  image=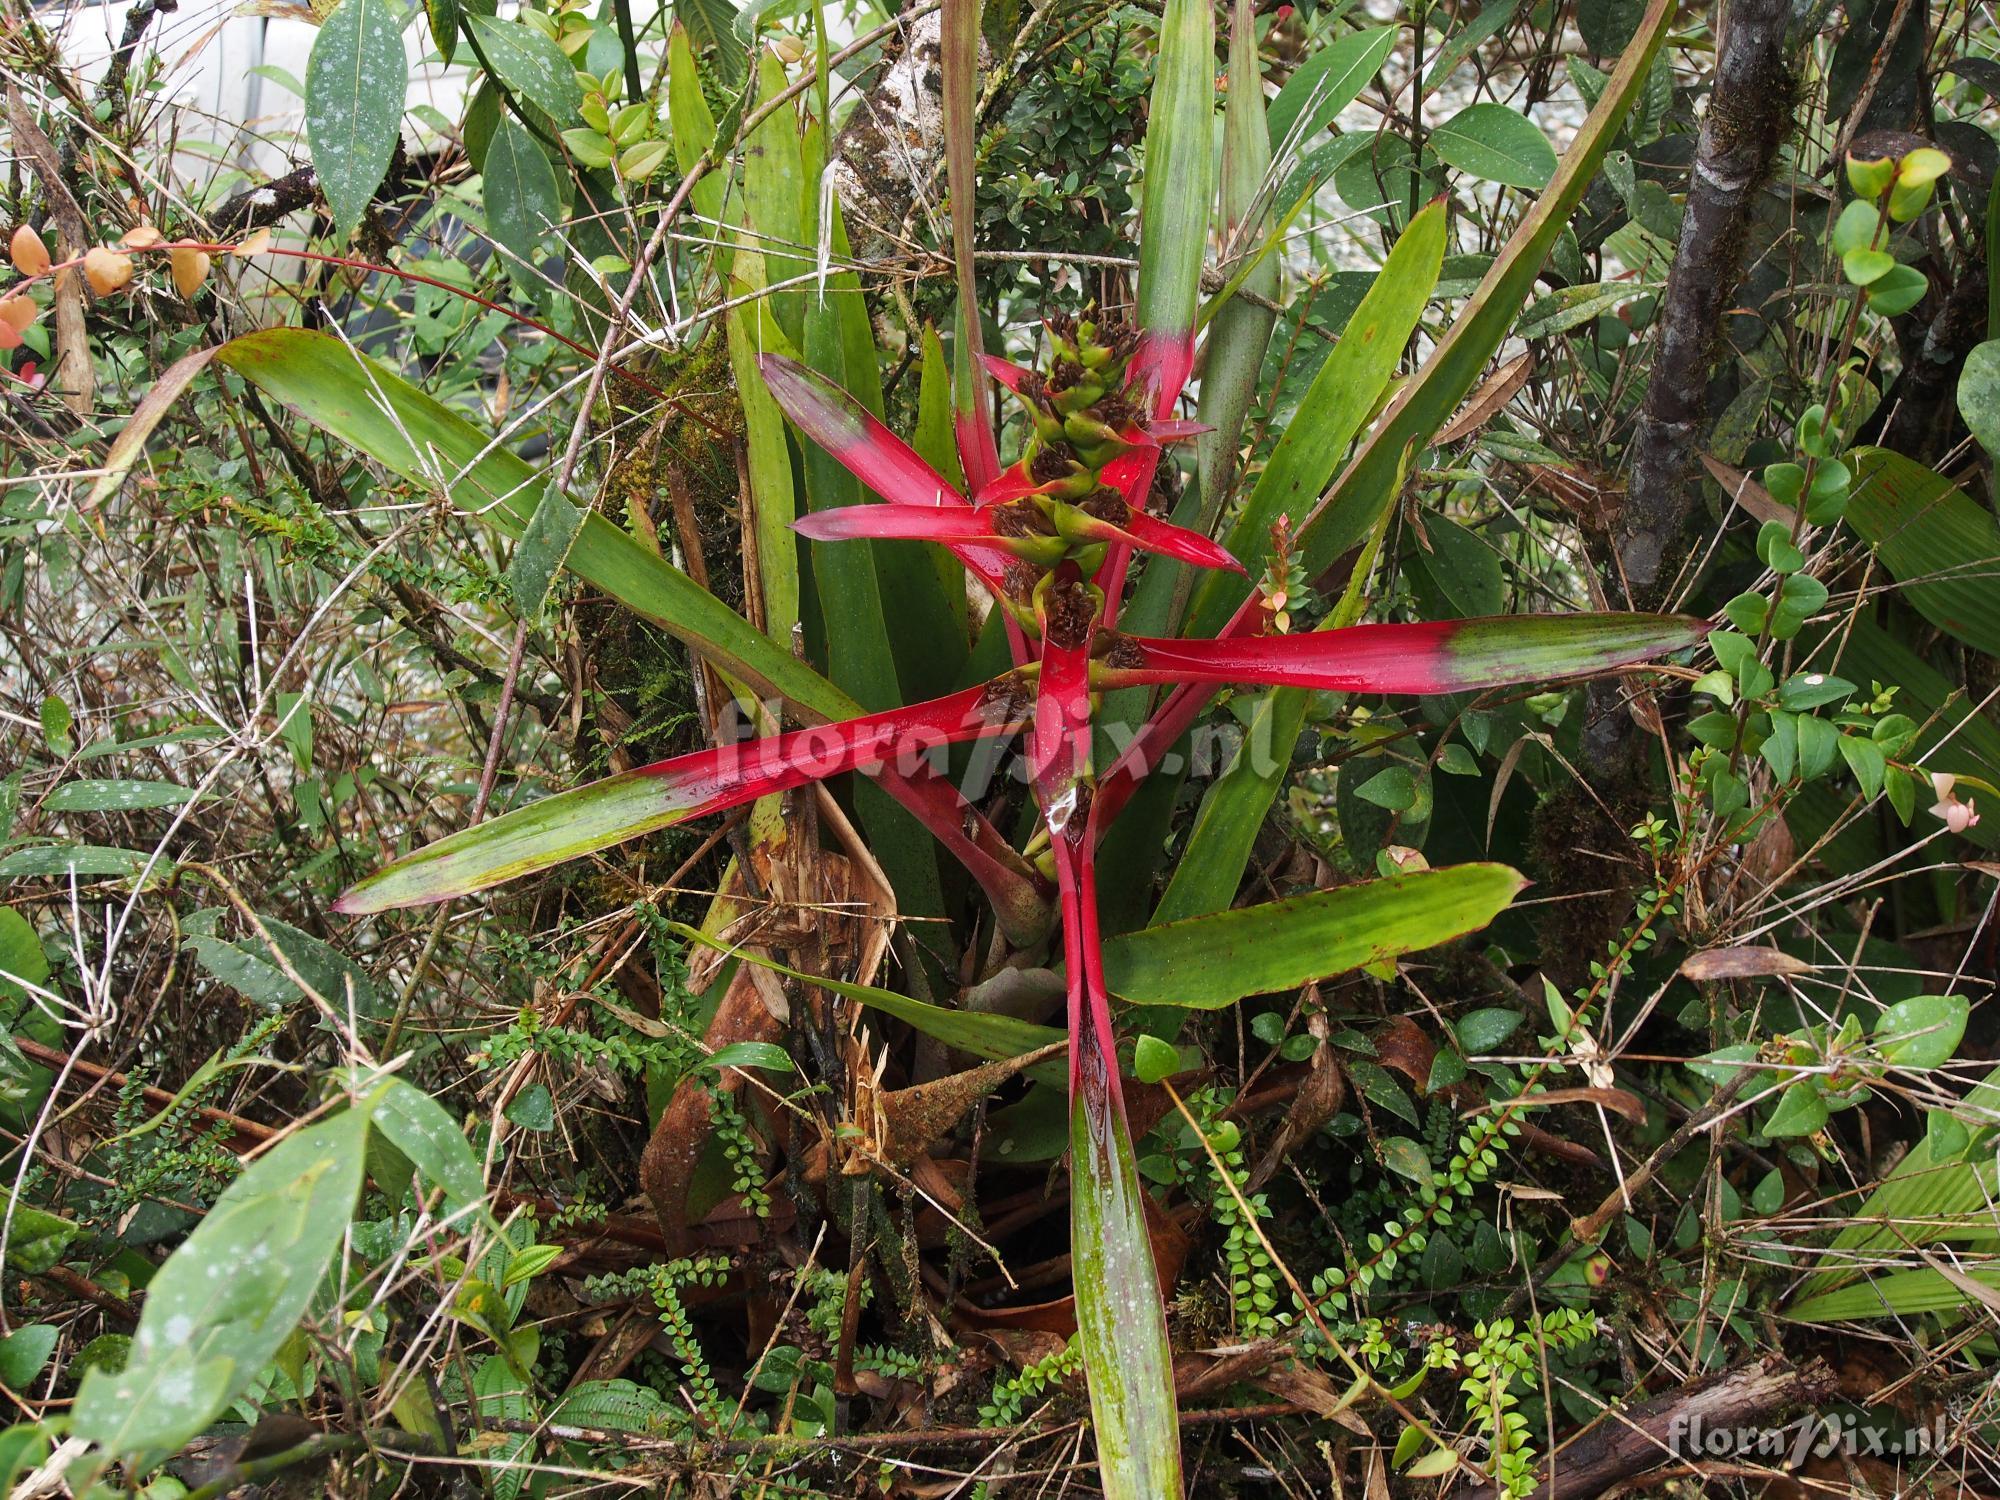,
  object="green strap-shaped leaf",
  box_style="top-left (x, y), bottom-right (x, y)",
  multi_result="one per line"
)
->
top-left (666, 23), bottom-right (724, 223)
top-left (1133, 0), bottom-right (1214, 381)
top-left (305, 0), bottom-right (409, 238)
top-left (914, 326), bottom-right (972, 640)
top-left (1107, 863), bottom-right (1526, 1007)
top-left (1189, 199), bottom-right (1447, 637)
top-left (1848, 447), bottom-right (2000, 657)
top-left (1072, 1086), bottom-right (1182, 1500)
top-left (1788, 1262), bottom-right (2000, 1324)
top-left (799, 293), bottom-right (950, 929)
top-left (1294, 0), bottom-right (1677, 580)
top-left (1195, 0), bottom-right (1282, 523)
top-left (213, 328), bottom-right (848, 719)
top-left (669, 919), bottom-right (1066, 1065)
top-left (743, 50), bottom-right (807, 347)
